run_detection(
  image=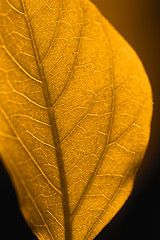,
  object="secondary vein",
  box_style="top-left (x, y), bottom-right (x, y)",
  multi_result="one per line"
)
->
top-left (70, 12), bottom-right (115, 223)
